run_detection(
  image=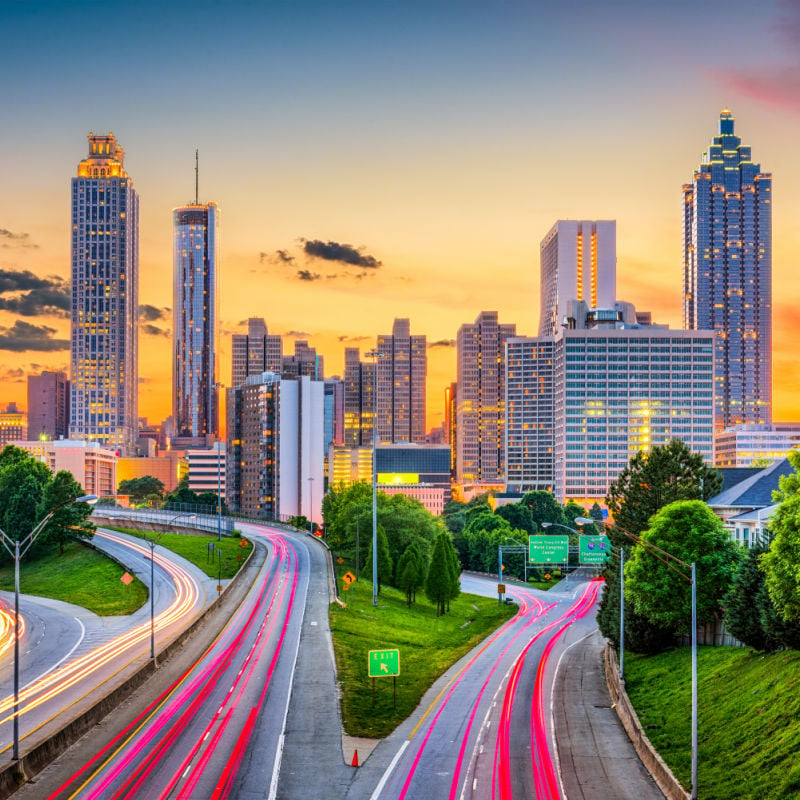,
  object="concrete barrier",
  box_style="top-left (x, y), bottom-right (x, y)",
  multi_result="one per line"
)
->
top-left (0, 531), bottom-right (260, 798)
top-left (604, 644), bottom-right (690, 800)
